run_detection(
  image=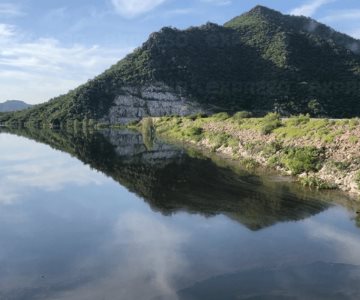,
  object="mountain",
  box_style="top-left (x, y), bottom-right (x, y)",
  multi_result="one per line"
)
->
top-left (0, 100), bottom-right (31, 113)
top-left (1, 5), bottom-right (360, 127)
